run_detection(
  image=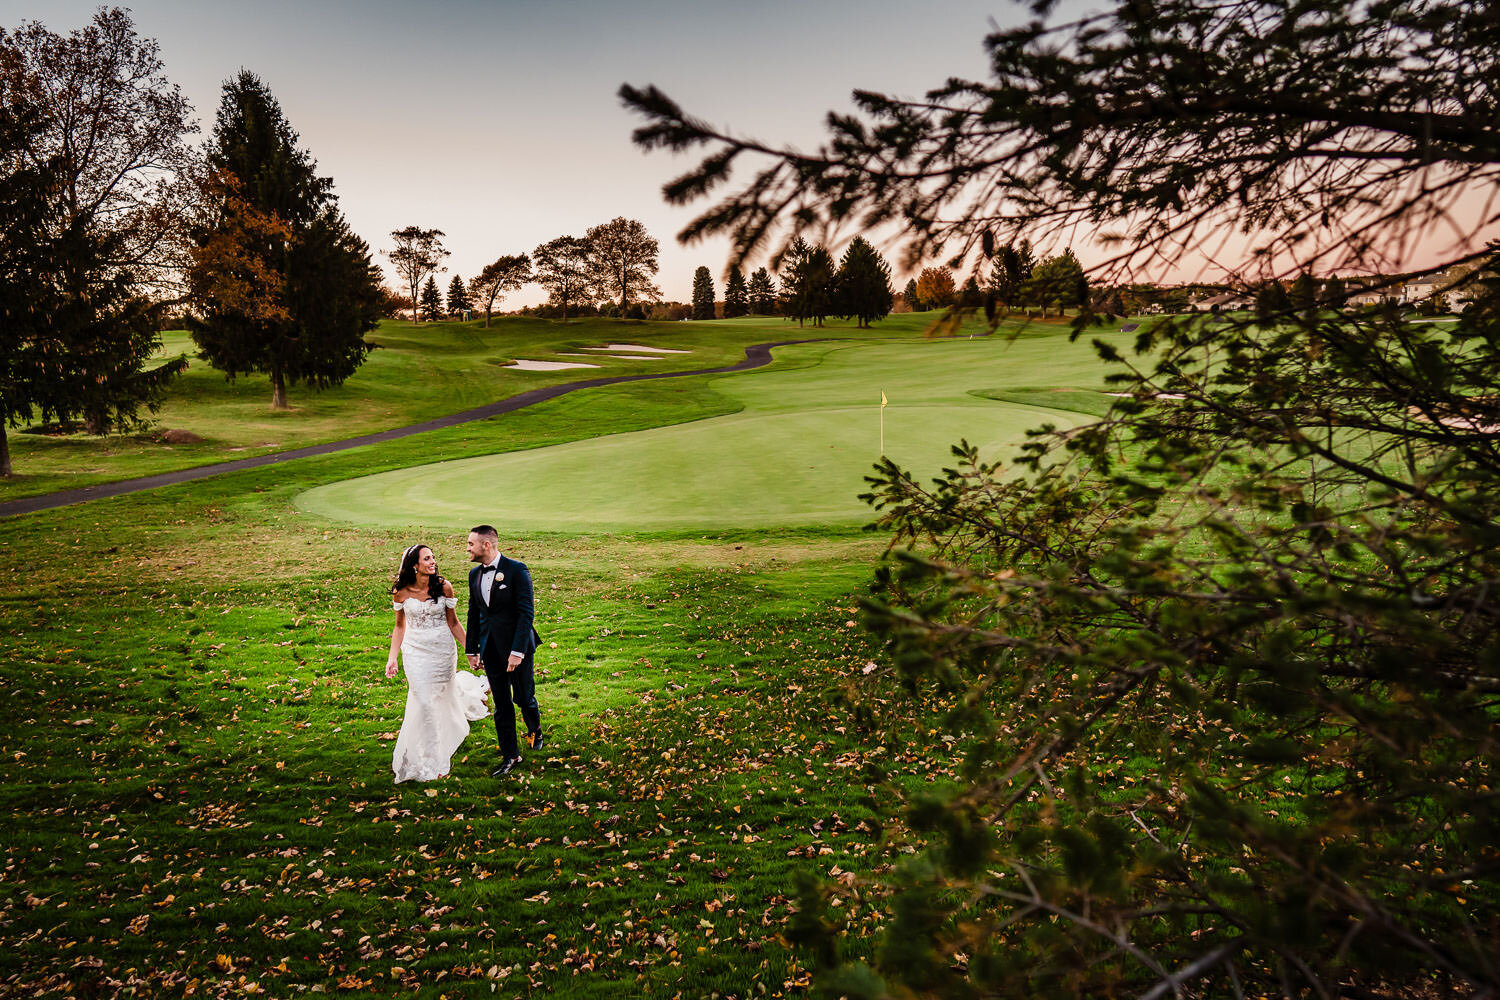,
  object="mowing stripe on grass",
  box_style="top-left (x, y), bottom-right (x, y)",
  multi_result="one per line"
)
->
top-left (0, 338), bottom-right (829, 519)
